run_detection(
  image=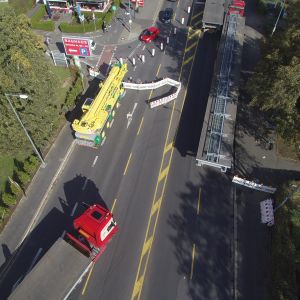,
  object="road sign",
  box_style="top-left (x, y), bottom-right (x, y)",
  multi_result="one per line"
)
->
top-left (62, 37), bottom-right (91, 57)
